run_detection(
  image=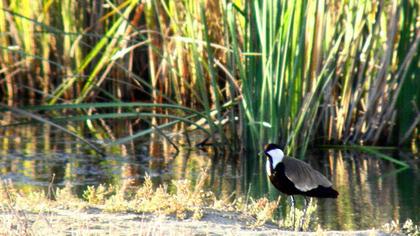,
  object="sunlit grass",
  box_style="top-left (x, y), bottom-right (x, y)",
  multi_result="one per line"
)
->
top-left (0, 172), bottom-right (317, 232)
top-left (1, 174), bottom-right (418, 235)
